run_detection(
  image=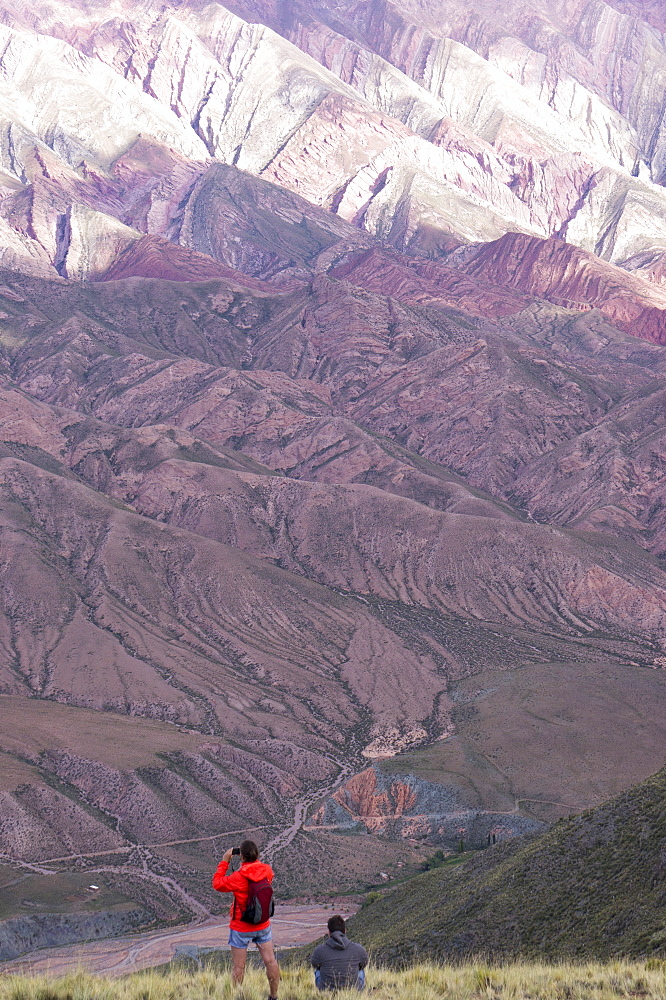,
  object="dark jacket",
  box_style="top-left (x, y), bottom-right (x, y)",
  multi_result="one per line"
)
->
top-left (310, 932), bottom-right (368, 990)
